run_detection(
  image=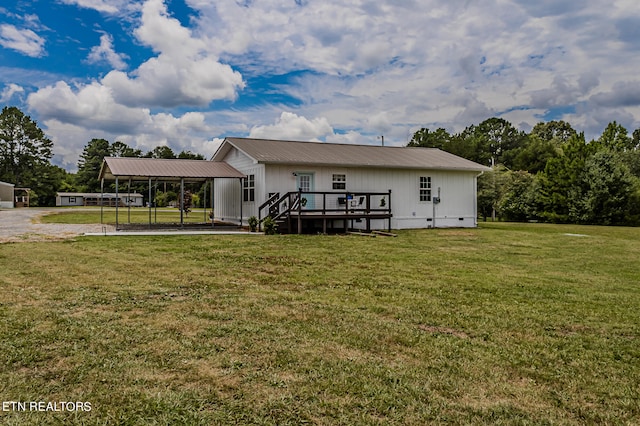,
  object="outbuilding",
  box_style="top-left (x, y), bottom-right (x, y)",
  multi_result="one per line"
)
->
top-left (56, 192), bottom-right (144, 207)
top-left (0, 180), bottom-right (15, 208)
